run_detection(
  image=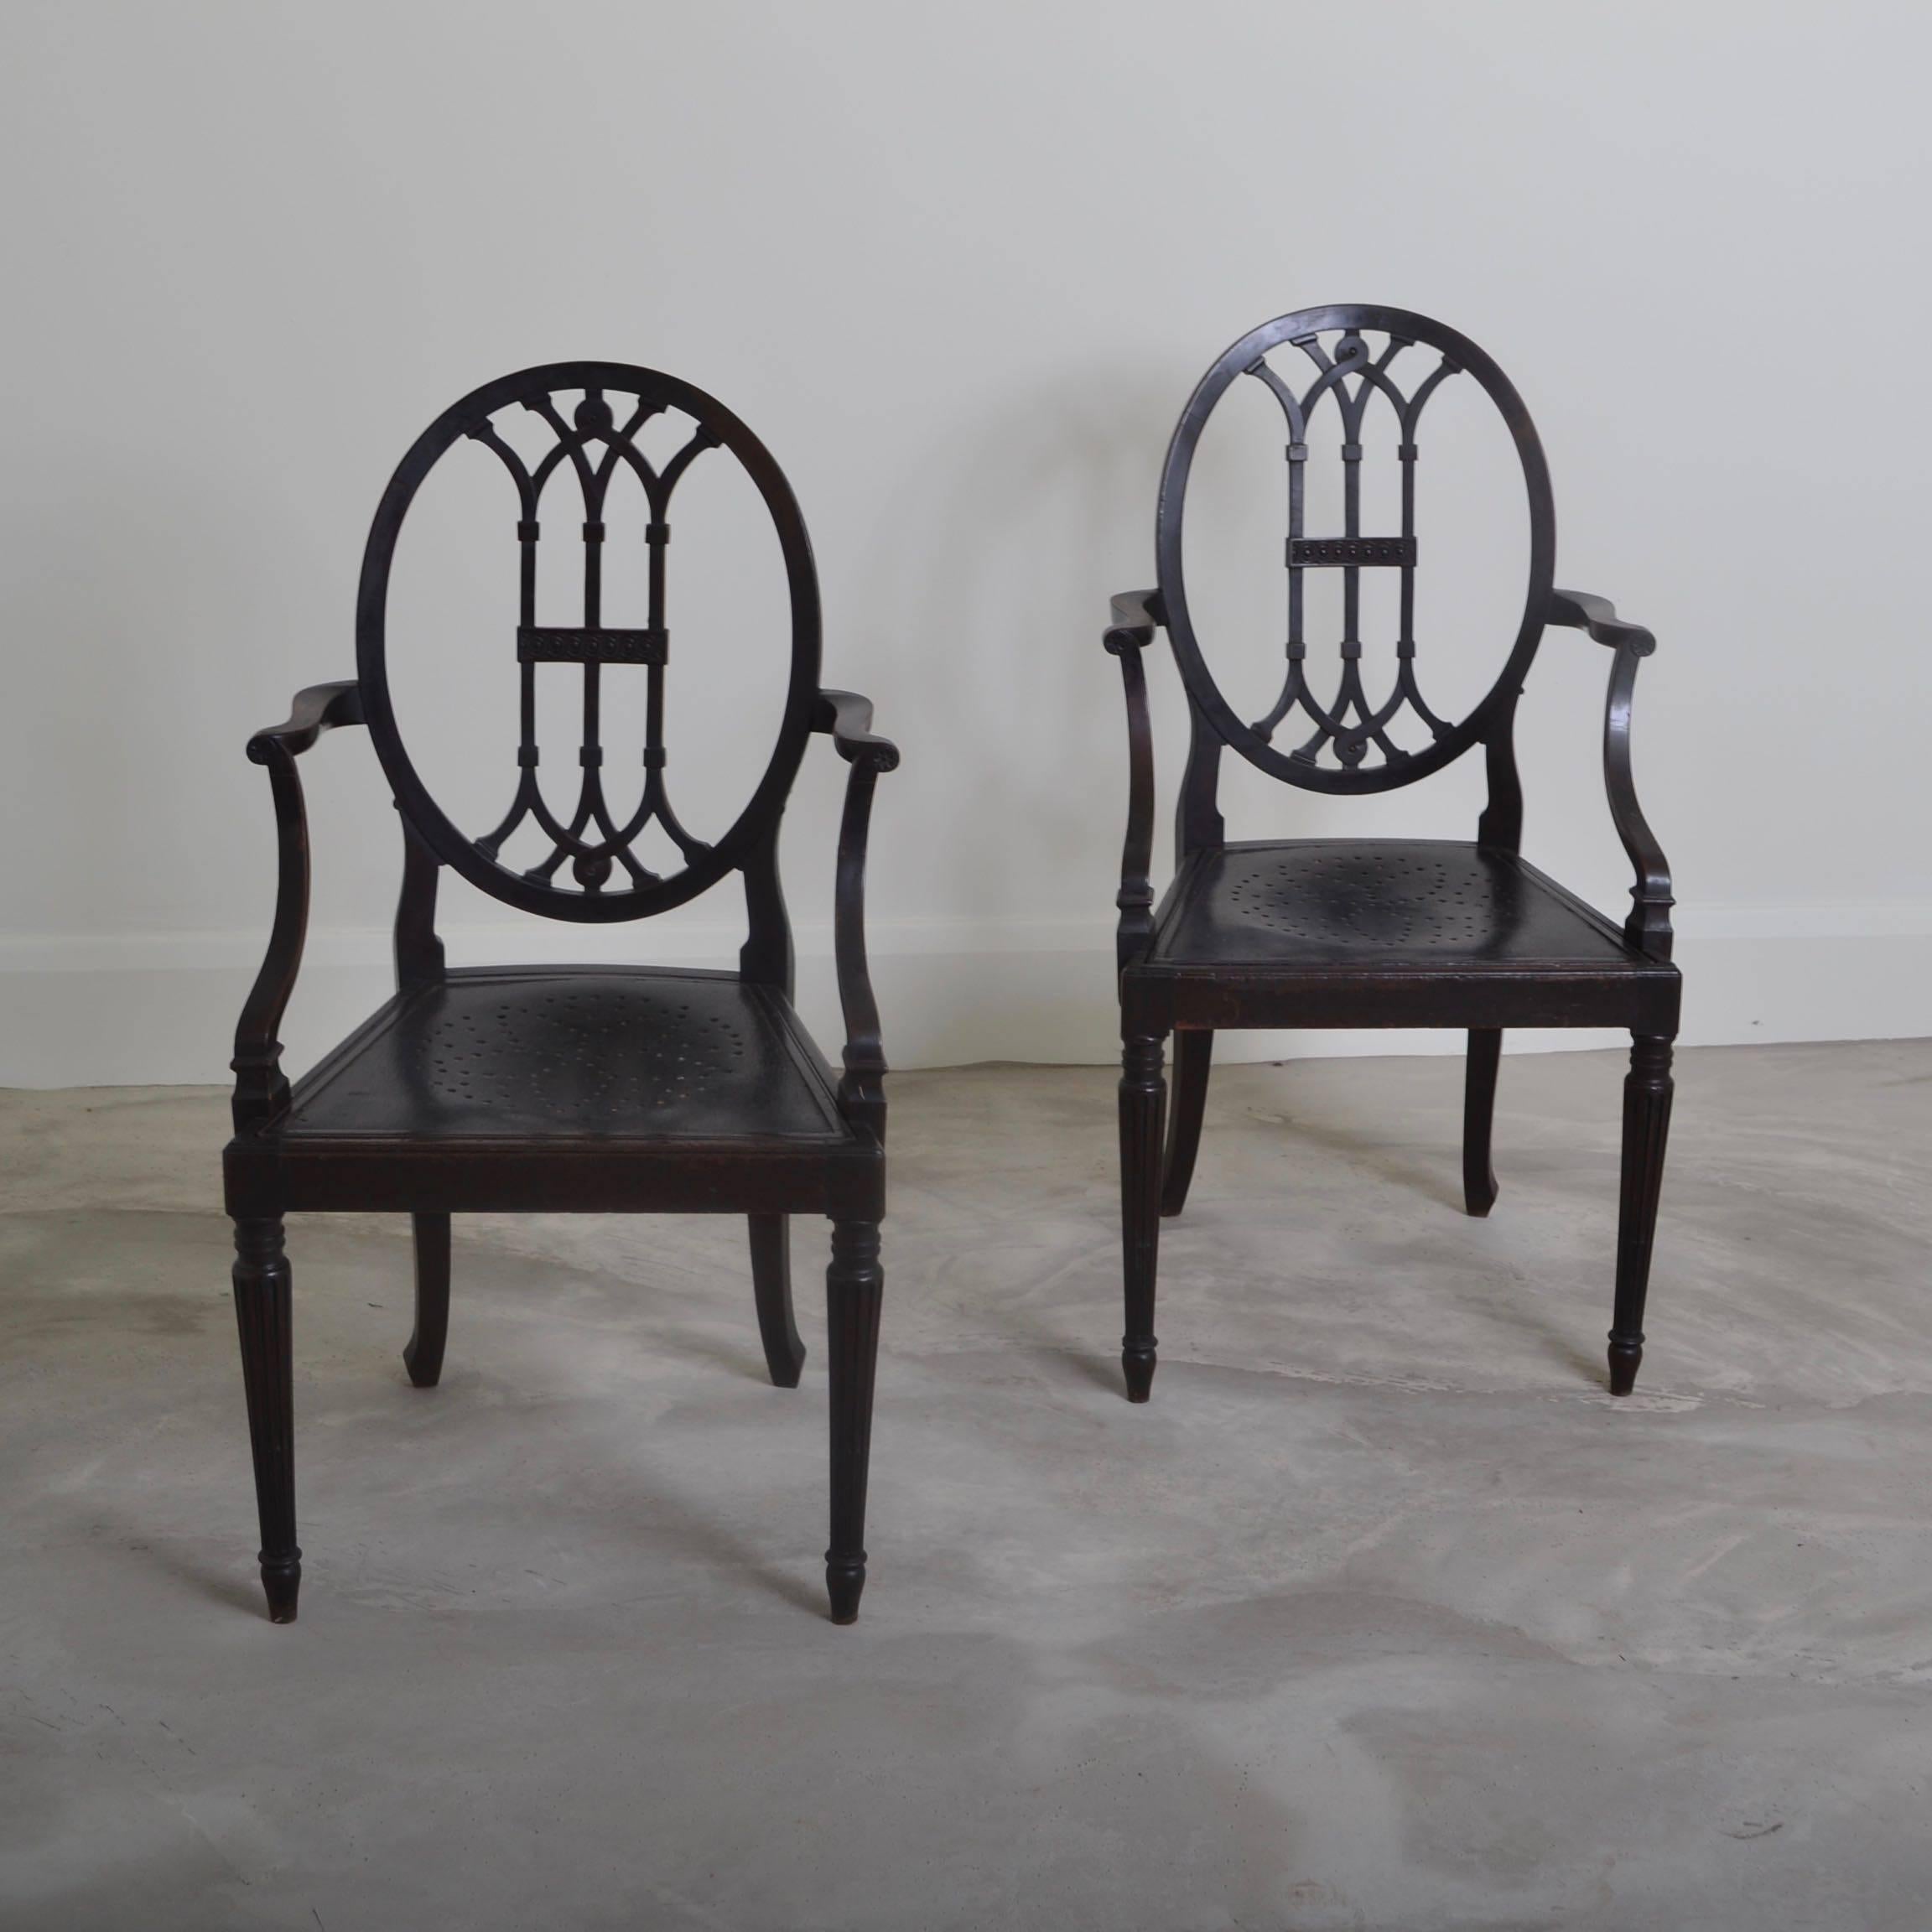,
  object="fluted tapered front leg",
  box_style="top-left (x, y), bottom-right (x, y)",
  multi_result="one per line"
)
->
top-left (1119, 1033), bottom-right (1167, 1401)
top-left (1610, 1035), bottom-right (1675, 1395)
top-left (403, 1213), bottom-right (450, 1389)
top-left (1462, 1029), bottom-right (1502, 1218)
top-left (231, 1216), bottom-right (299, 1622)
top-left (825, 1219), bottom-right (883, 1624)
